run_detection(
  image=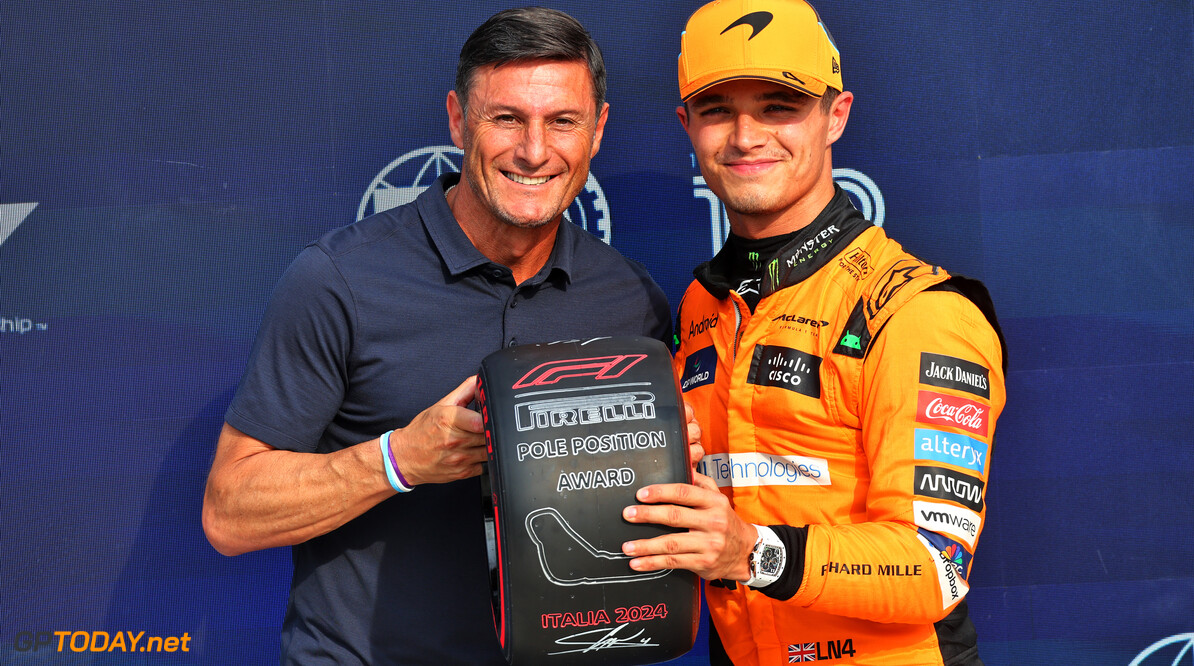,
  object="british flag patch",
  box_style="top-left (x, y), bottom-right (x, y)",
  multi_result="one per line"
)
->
top-left (788, 642), bottom-right (817, 662)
